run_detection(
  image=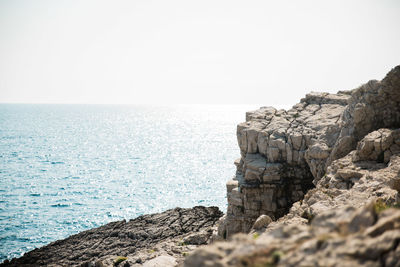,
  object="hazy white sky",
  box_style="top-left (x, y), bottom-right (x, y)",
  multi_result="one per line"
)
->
top-left (0, 0), bottom-right (399, 105)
